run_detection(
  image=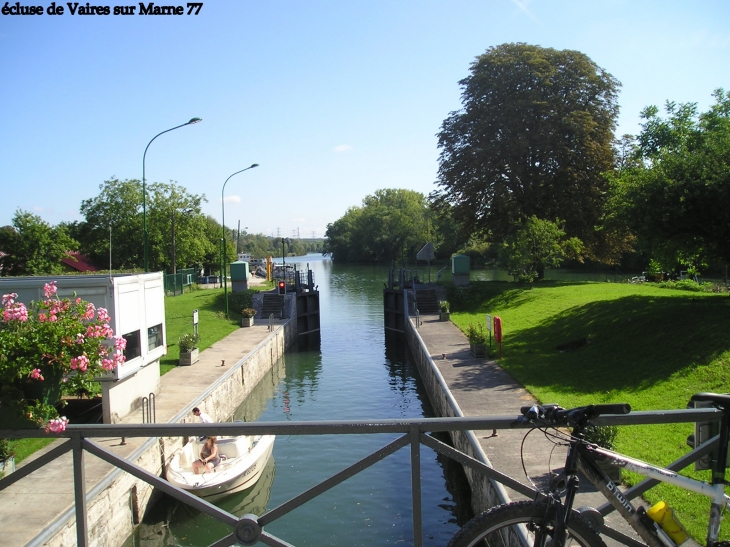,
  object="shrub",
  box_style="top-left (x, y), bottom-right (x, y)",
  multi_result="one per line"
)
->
top-left (583, 425), bottom-right (618, 450)
top-left (658, 280), bottom-right (712, 292)
top-left (0, 439), bottom-right (15, 461)
top-left (178, 333), bottom-right (200, 352)
top-left (466, 322), bottom-right (487, 345)
top-left (241, 308), bottom-right (257, 318)
top-left (228, 290), bottom-right (255, 314)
